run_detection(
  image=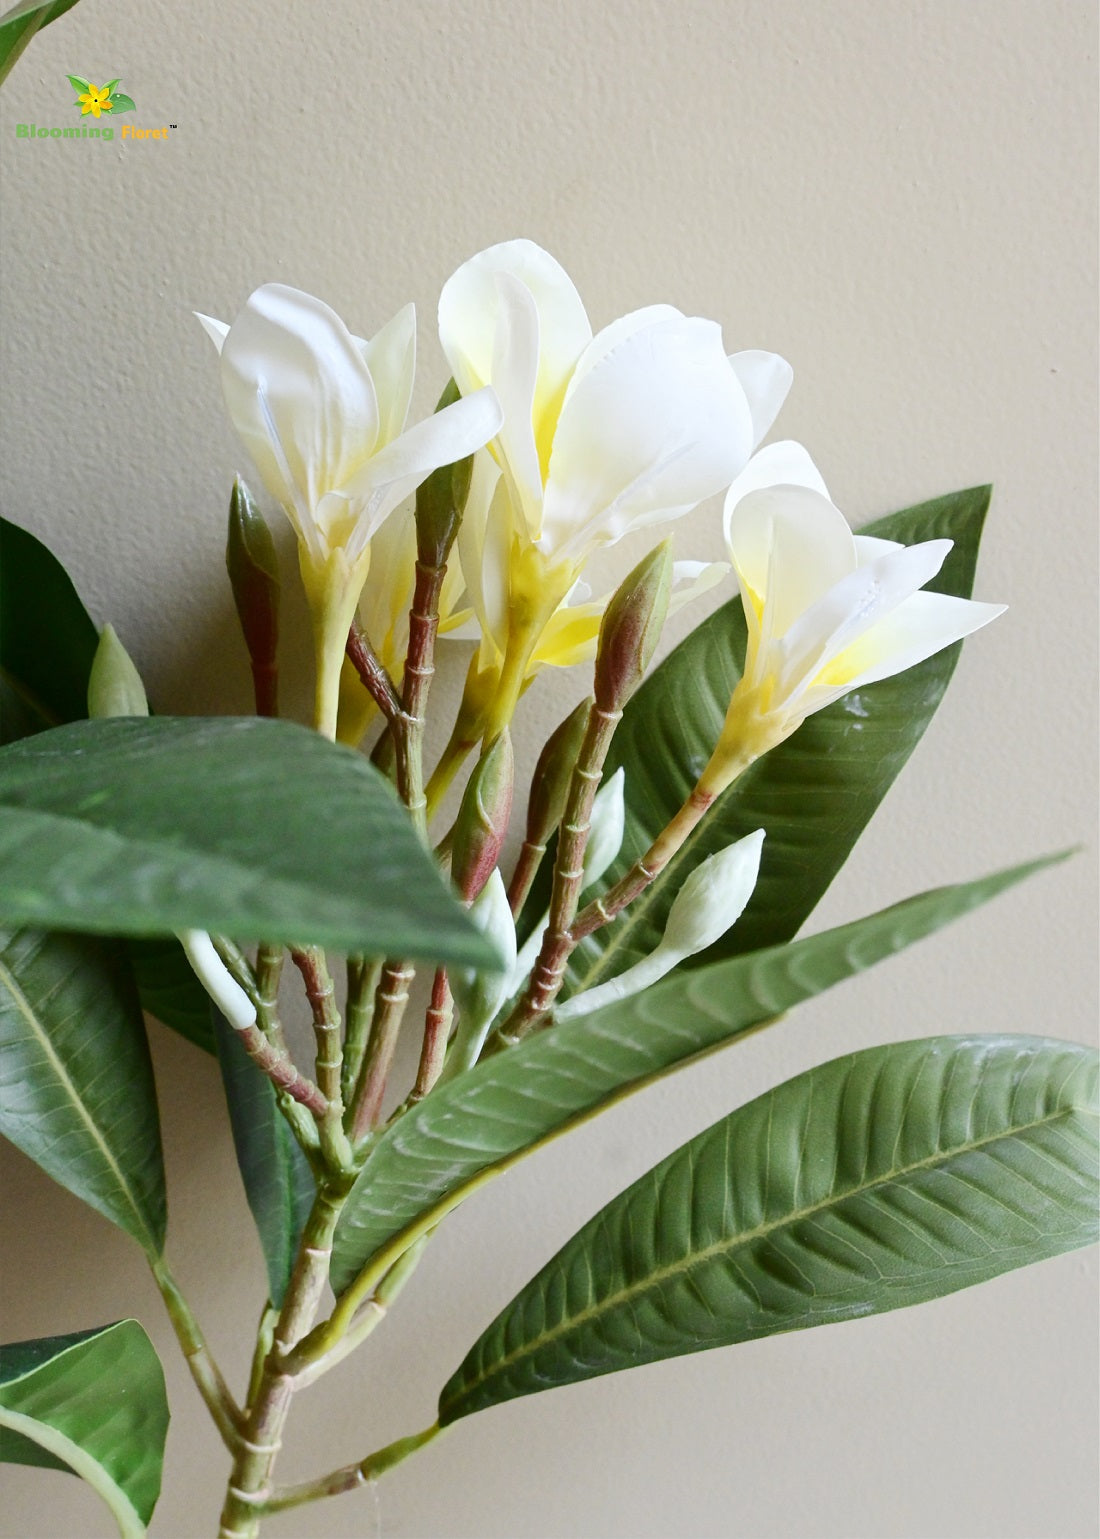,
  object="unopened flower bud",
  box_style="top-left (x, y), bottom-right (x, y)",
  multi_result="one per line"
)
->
top-left (593, 539), bottom-right (673, 712)
top-left (525, 696), bottom-right (592, 850)
top-left (446, 871), bottom-right (517, 1074)
top-left (414, 379), bottom-right (476, 567)
top-left (555, 829), bottom-right (765, 1023)
top-left (451, 729), bottom-right (515, 902)
top-left (661, 829), bottom-right (765, 955)
top-left (582, 766), bottom-right (626, 889)
top-left (87, 625), bottom-right (148, 719)
top-left (226, 477), bottom-right (280, 714)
